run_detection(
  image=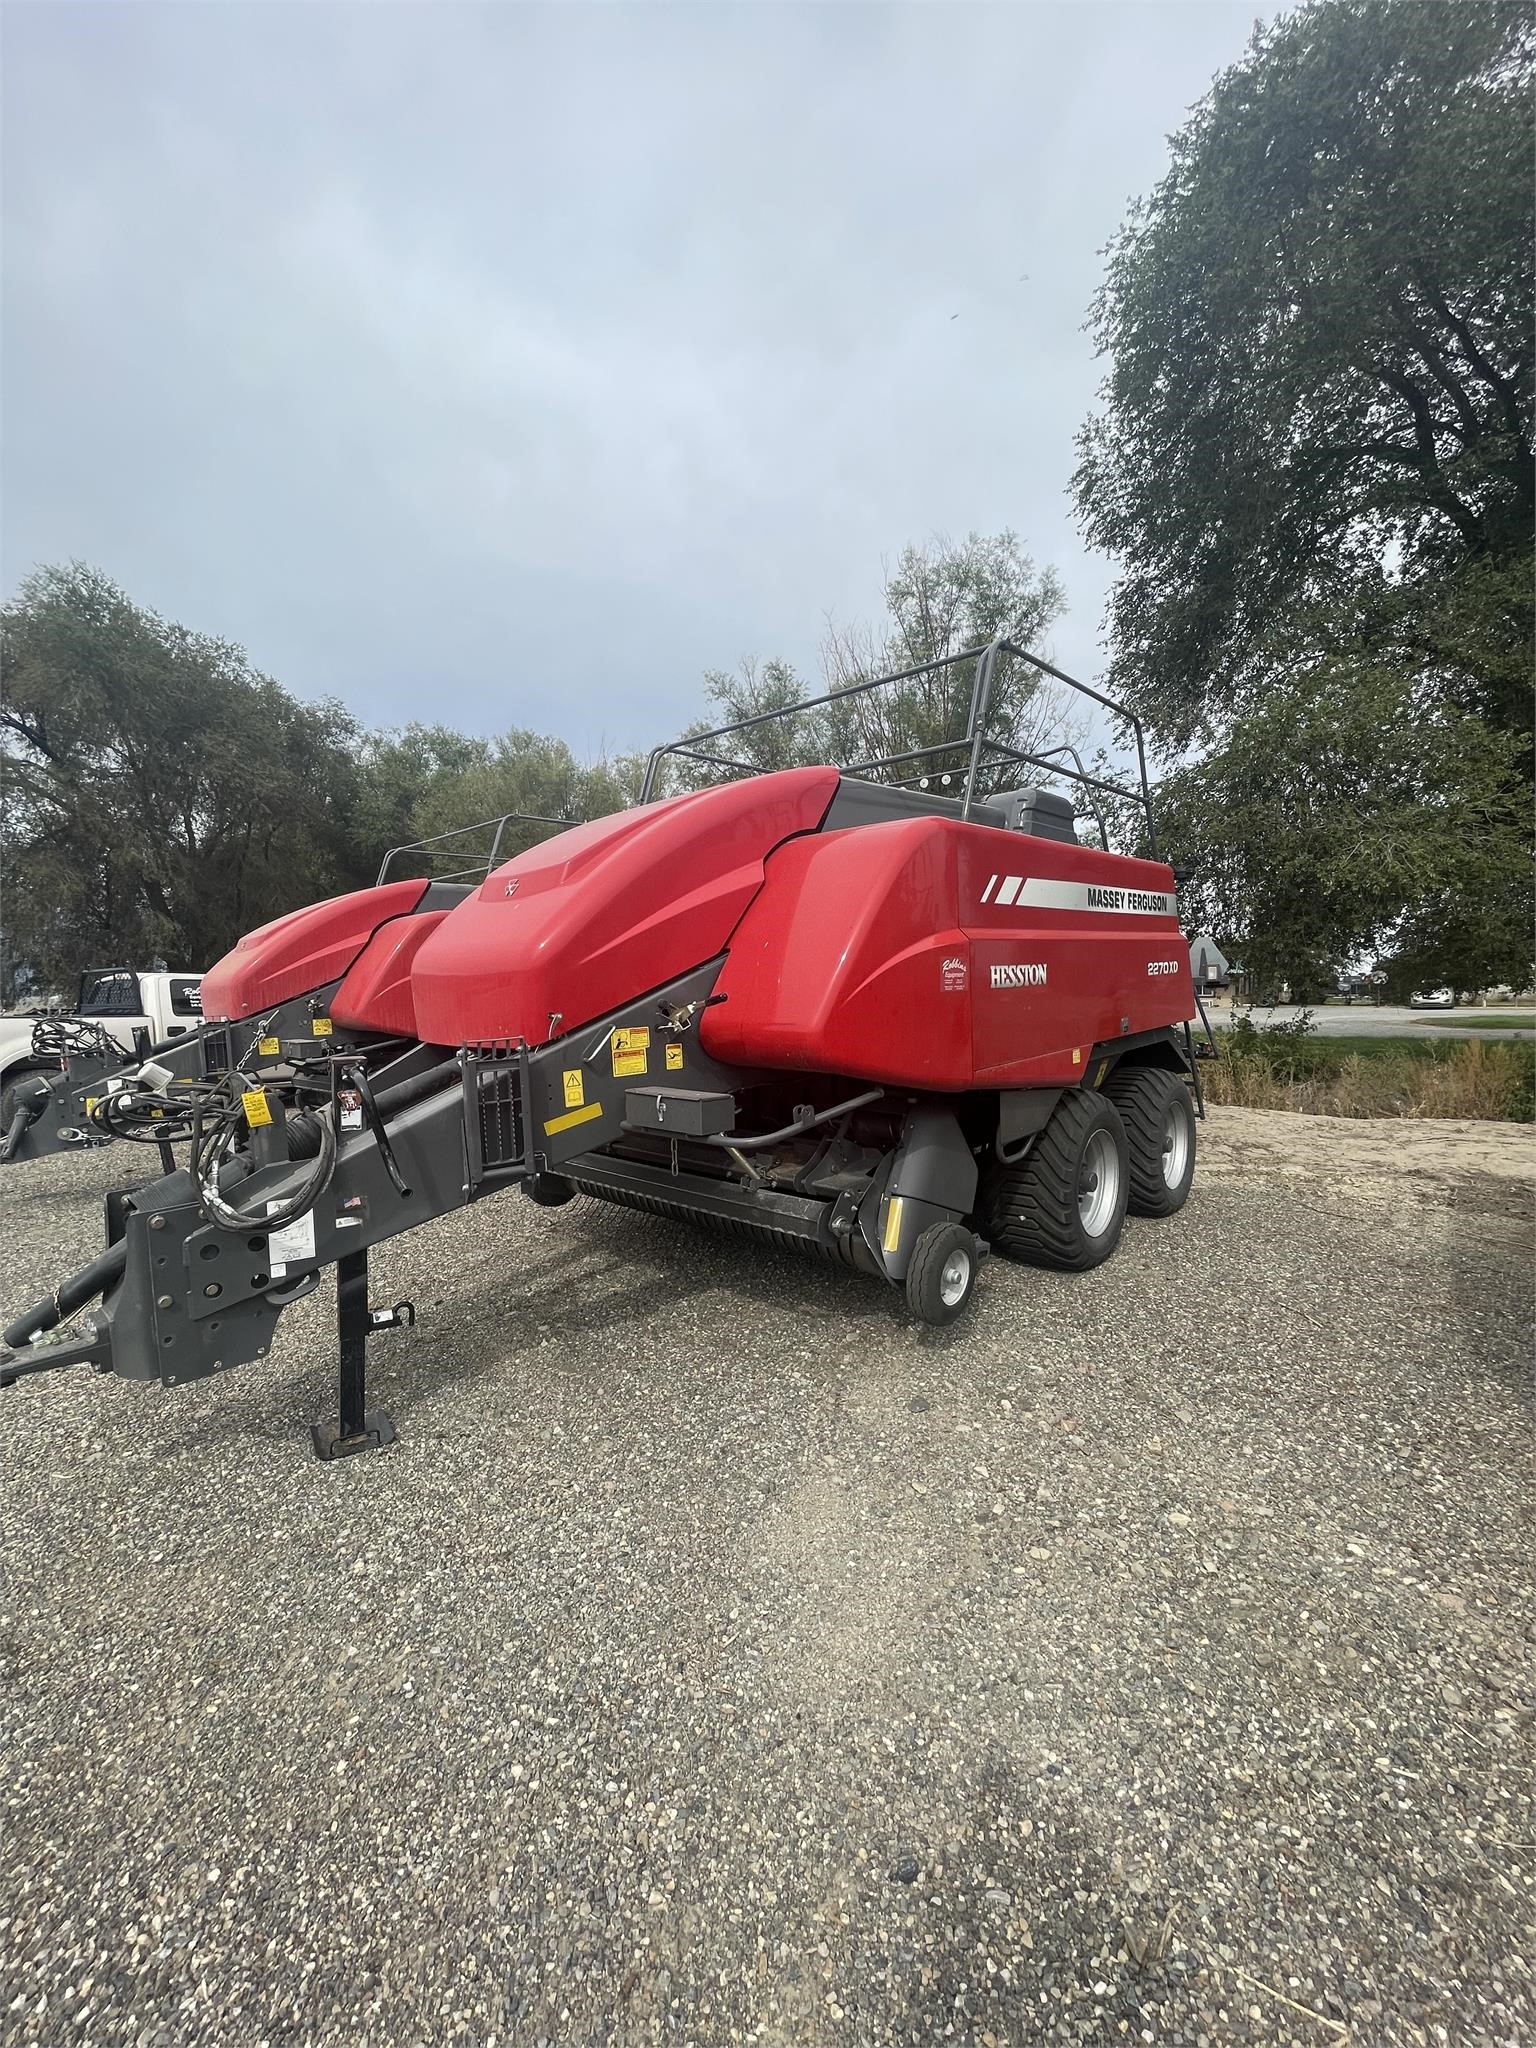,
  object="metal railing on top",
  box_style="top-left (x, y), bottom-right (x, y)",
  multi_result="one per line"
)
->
top-left (376, 812), bottom-right (577, 888)
top-left (638, 636), bottom-right (1159, 858)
